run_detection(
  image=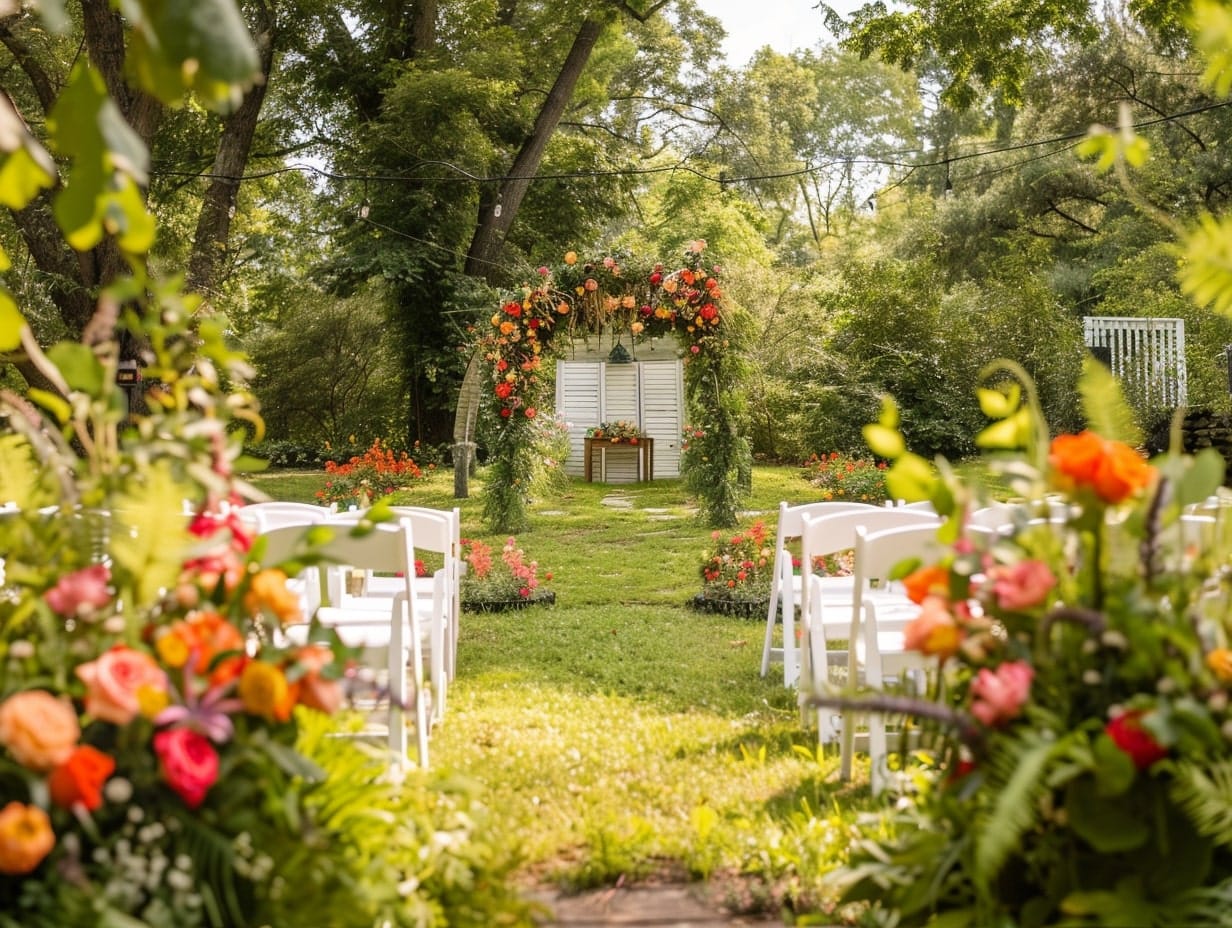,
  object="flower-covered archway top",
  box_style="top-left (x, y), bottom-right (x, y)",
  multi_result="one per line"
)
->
top-left (475, 241), bottom-right (750, 531)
